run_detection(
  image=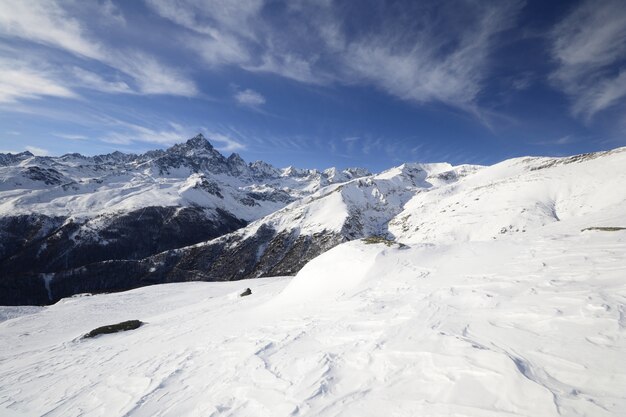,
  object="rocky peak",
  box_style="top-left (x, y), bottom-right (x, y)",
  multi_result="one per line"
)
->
top-left (166, 134), bottom-right (217, 157)
top-left (282, 166), bottom-right (309, 177)
top-left (227, 153), bottom-right (245, 164)
top-left (227, 153), bottom-right (249, 176)
top-left (344, 167), bottom-right (371, 178)
top-left (154, 135), bottom-right (229, 175)
top-left (0, 151), bottom-right (36, 167)
top-left (187, 134), bottom-right (213, 149)
top-left (249, 160), bottom-right (280, 178)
